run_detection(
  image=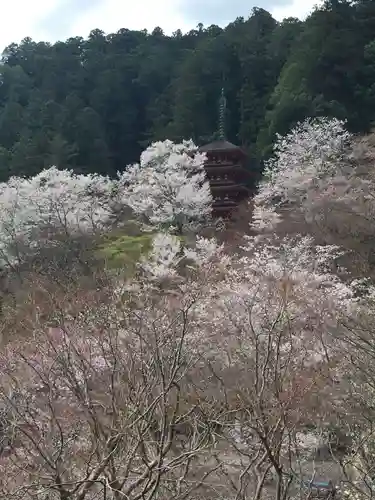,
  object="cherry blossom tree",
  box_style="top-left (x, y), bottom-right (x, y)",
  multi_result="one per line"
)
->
top-left (245, 116), bottom-right (375, 498)
top-left (0, 166), bottom-right (116, 269)
top-left (0, 233), bottom-right (229, 499)
top-left (0, 139), bottom-right (213, 275)
top-left (117, 139), bottom-right (212, 233)
top-left (250, 117), bottom-right (352, 234)
top-left (140, 222), bottom-right (357, 499)
top-left (251, 117), bottom-right (375, 280)
top-left (0, 125), bottom-right (372, 499)
top-left (0, 315), bottom-right (217, 499)
top-left (0, 204), bottom-right (360, 499)
top-left (260, 117), bottom-right (352, 203)
top-left (328, 294), bottom-right (375, 500)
